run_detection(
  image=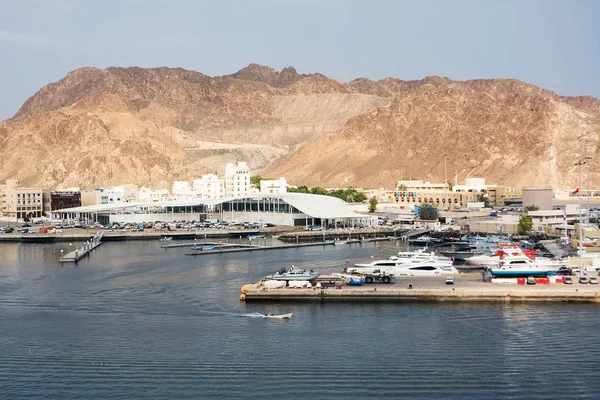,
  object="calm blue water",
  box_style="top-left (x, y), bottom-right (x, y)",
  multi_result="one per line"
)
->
top-left (1, 240), bottom-right (599, 399)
